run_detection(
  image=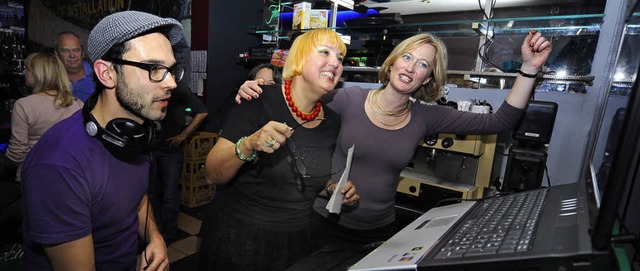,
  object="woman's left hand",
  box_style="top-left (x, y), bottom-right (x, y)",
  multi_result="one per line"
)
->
top-left (520, 30), bottom-right (552, 73)
top-left (336, 180), bottom-right (360, 205)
